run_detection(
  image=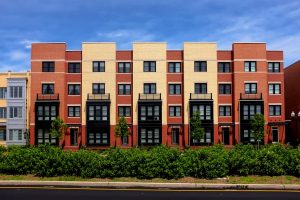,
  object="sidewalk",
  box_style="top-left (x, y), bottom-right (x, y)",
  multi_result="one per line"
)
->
top-left (0, 180), bottom-right (300, 190)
